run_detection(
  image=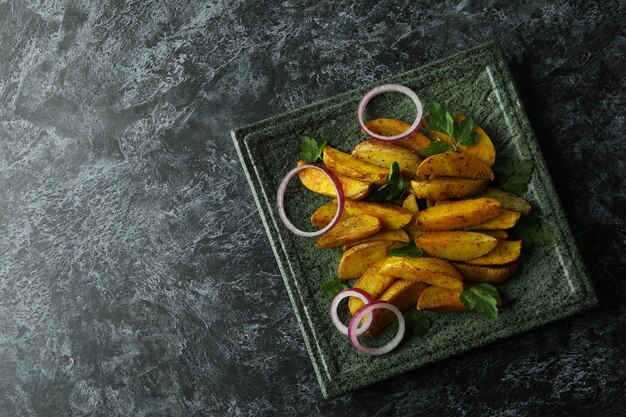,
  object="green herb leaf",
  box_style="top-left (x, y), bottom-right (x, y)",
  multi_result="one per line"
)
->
top-left (453, 116), bottom-right (480, 147)
top-left (460, 283), bottom-right (499, 319)
top-left (367, 161), bottom-right (407, 202)
top-left (418, 139), bottom-right (452, 157)
top-left (425, 102), bottom-right (455, 138)
top-left (493, 159), bottom-right (533, 196)
top-left (299, 136), bottom-right (327, 163)
top-left (320, 277), bottom-right (348, 300)
top-left (404, 310), bottom-right (431, 338)
top-left (388, 241), bottom-right (423, 258)
top-left (515, 212), bottom-right (554, 246)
